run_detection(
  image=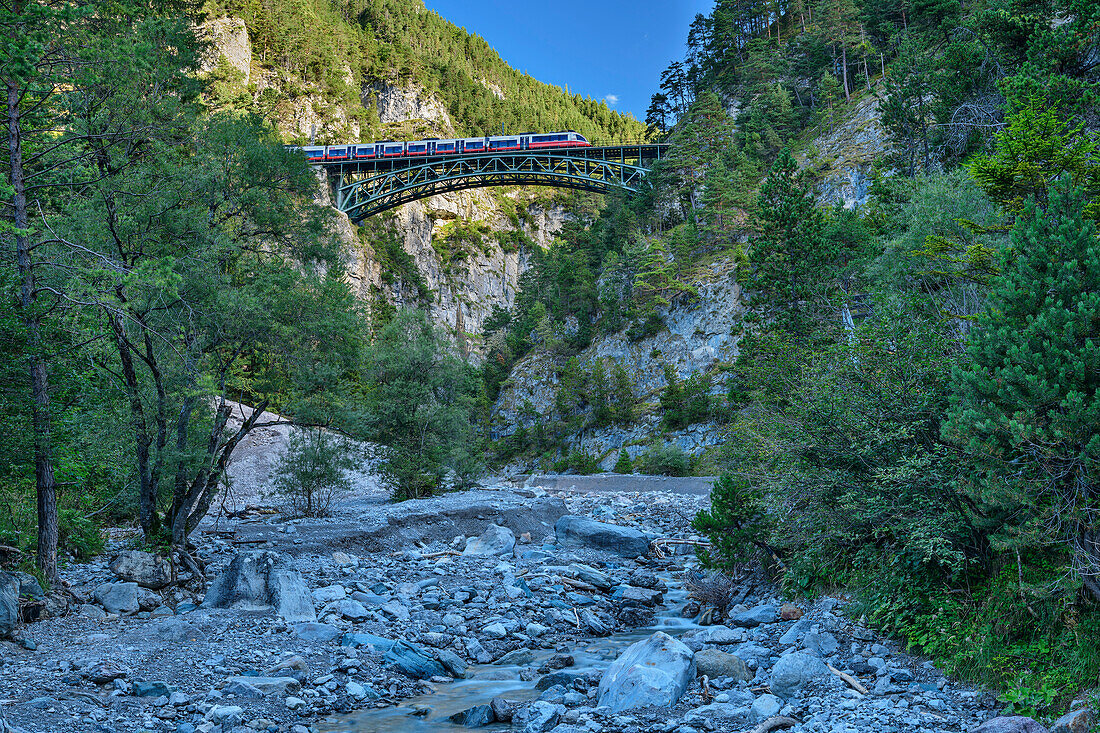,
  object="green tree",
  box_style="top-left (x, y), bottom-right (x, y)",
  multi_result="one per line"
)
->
top-left (968, 100), bottom-right (1100, 221)
top-left (273, 428), bottom-right (360, 517)
top-left (361, 309), bottom-right (481, 500)
top-left (945, 177), bottom-right (1100, 600)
